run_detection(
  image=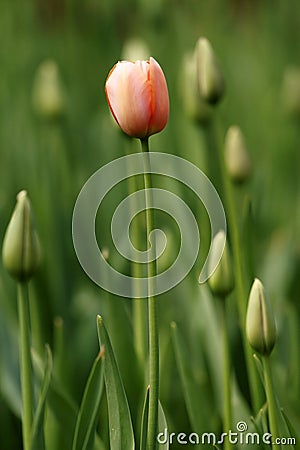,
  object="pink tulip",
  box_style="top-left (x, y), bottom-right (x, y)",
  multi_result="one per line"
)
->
top-left (105, 57), bottom-right (169, 139)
